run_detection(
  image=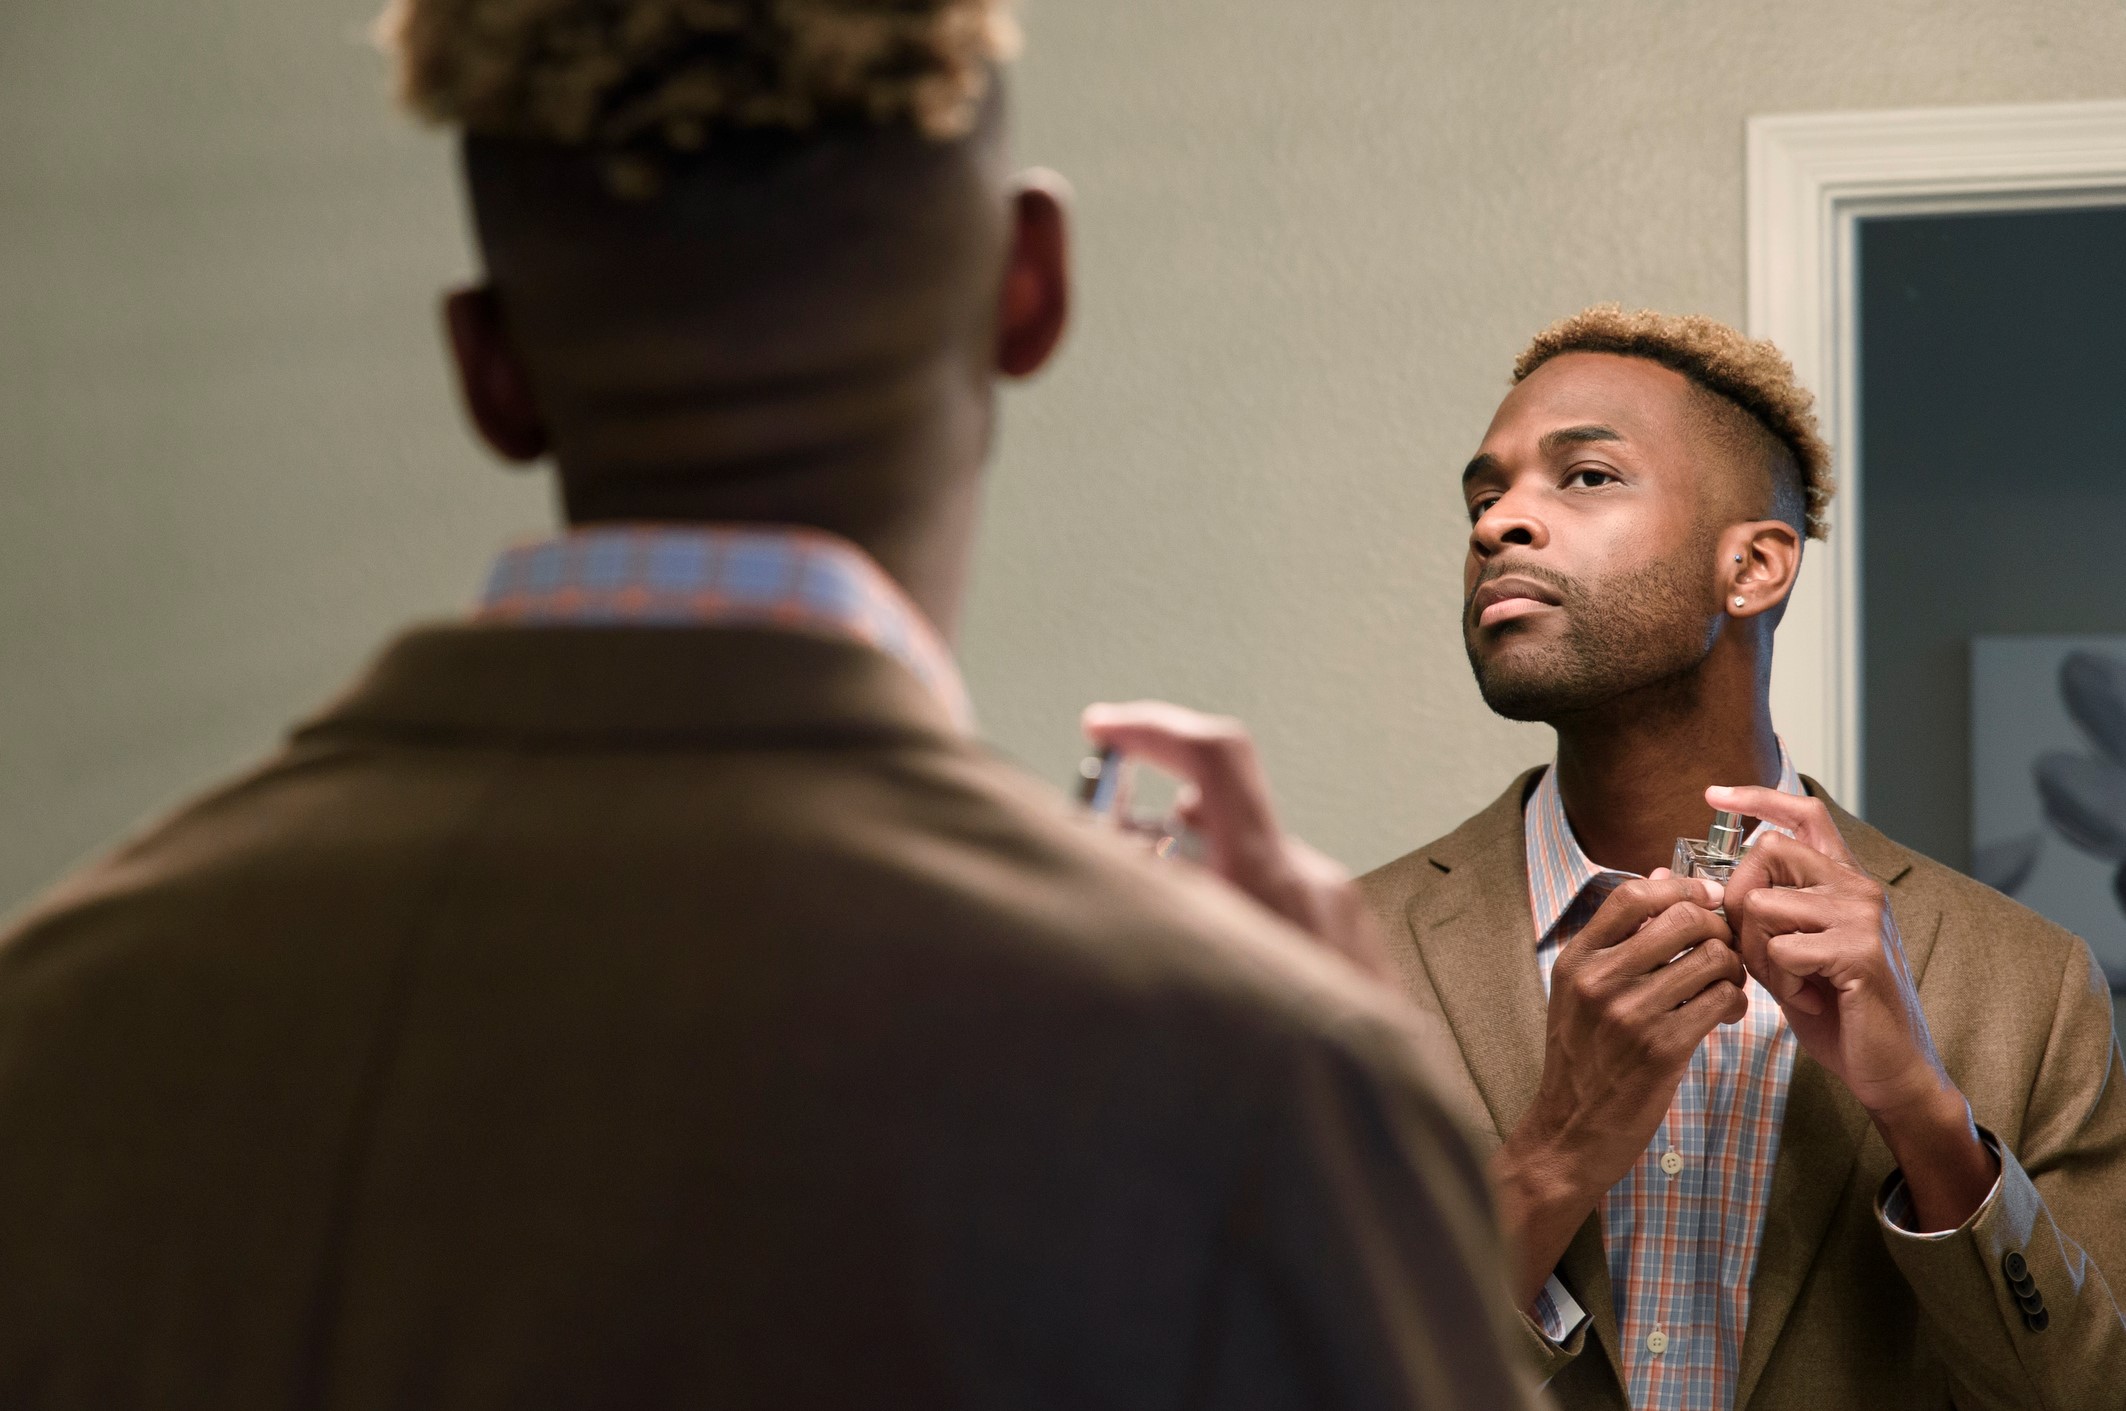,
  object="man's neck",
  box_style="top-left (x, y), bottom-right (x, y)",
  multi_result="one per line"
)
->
top-left (556, 390), bottom-right (989, 645)
top-left (1549, 660), bottom-right (1783, 878)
